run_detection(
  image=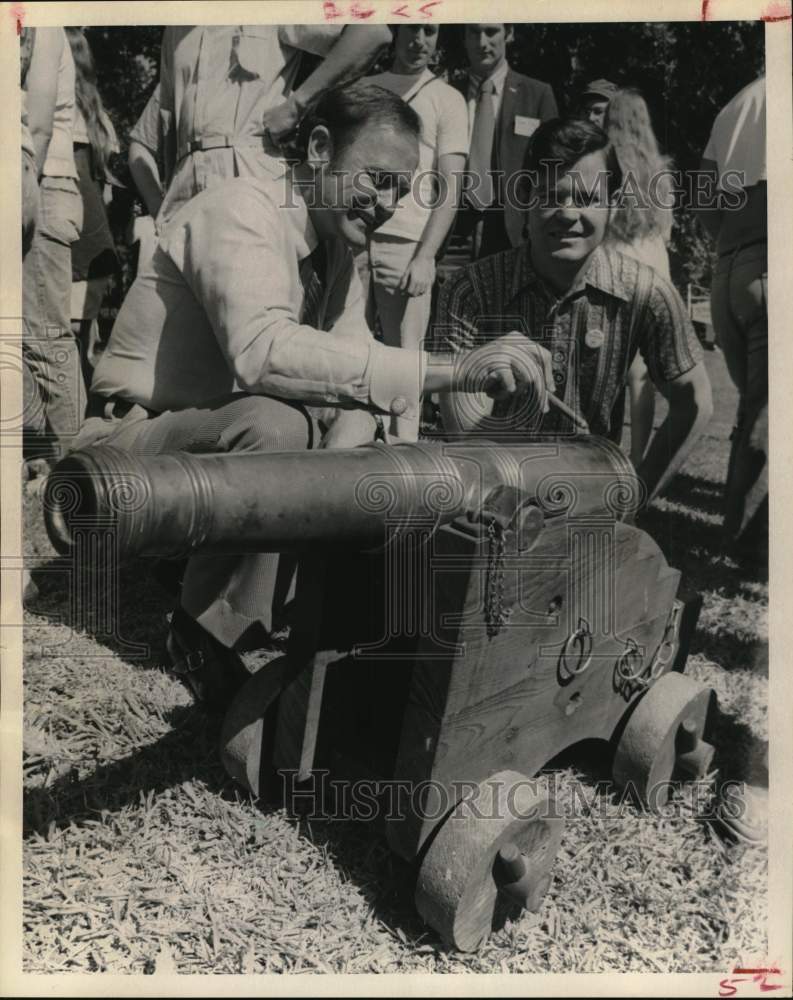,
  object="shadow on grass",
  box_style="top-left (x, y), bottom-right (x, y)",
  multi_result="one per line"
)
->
top-left (663, 472), bottom-right (728, 518)
top-left (23, 704), bottom-right (223, 838)
top-left (692, 630), bottom-right (768, 675)
top-left (639, 504), bottom-right (767, 596)
top-left (22, 702), bottom-right (433, 946)
top-left (24, 555), bottom-right (174, 672)
top-left (709, 714), bottom-right (768, 787)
